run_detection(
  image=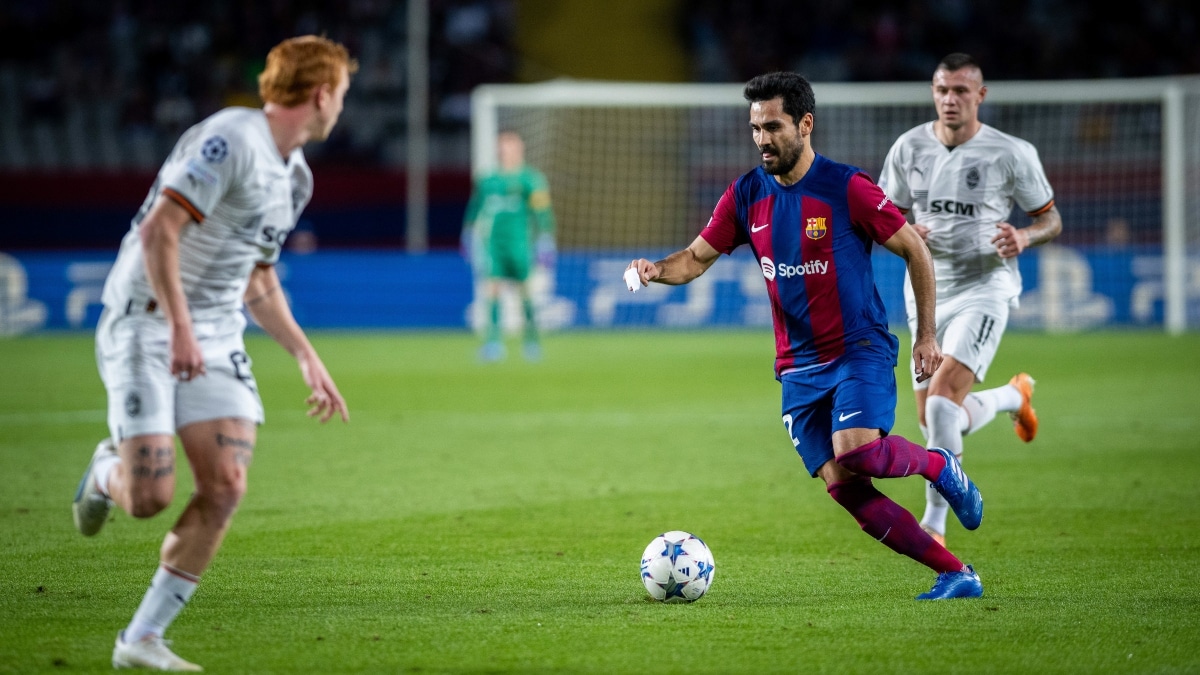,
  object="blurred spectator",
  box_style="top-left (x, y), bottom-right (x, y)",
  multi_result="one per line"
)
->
top-left (1104, 217), bottom-right (1132, 248)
